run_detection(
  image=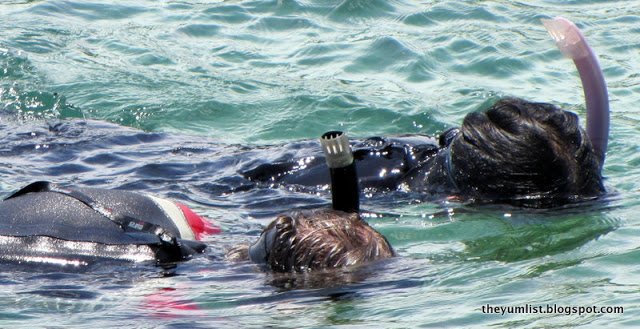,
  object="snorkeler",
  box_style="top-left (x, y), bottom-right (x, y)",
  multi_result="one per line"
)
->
top-left (229, 131), bottom-right (395, 272)
top-left (0, 182), bottom-right (220, 266)
top-left (242, 17), bottom-right (609, 208)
